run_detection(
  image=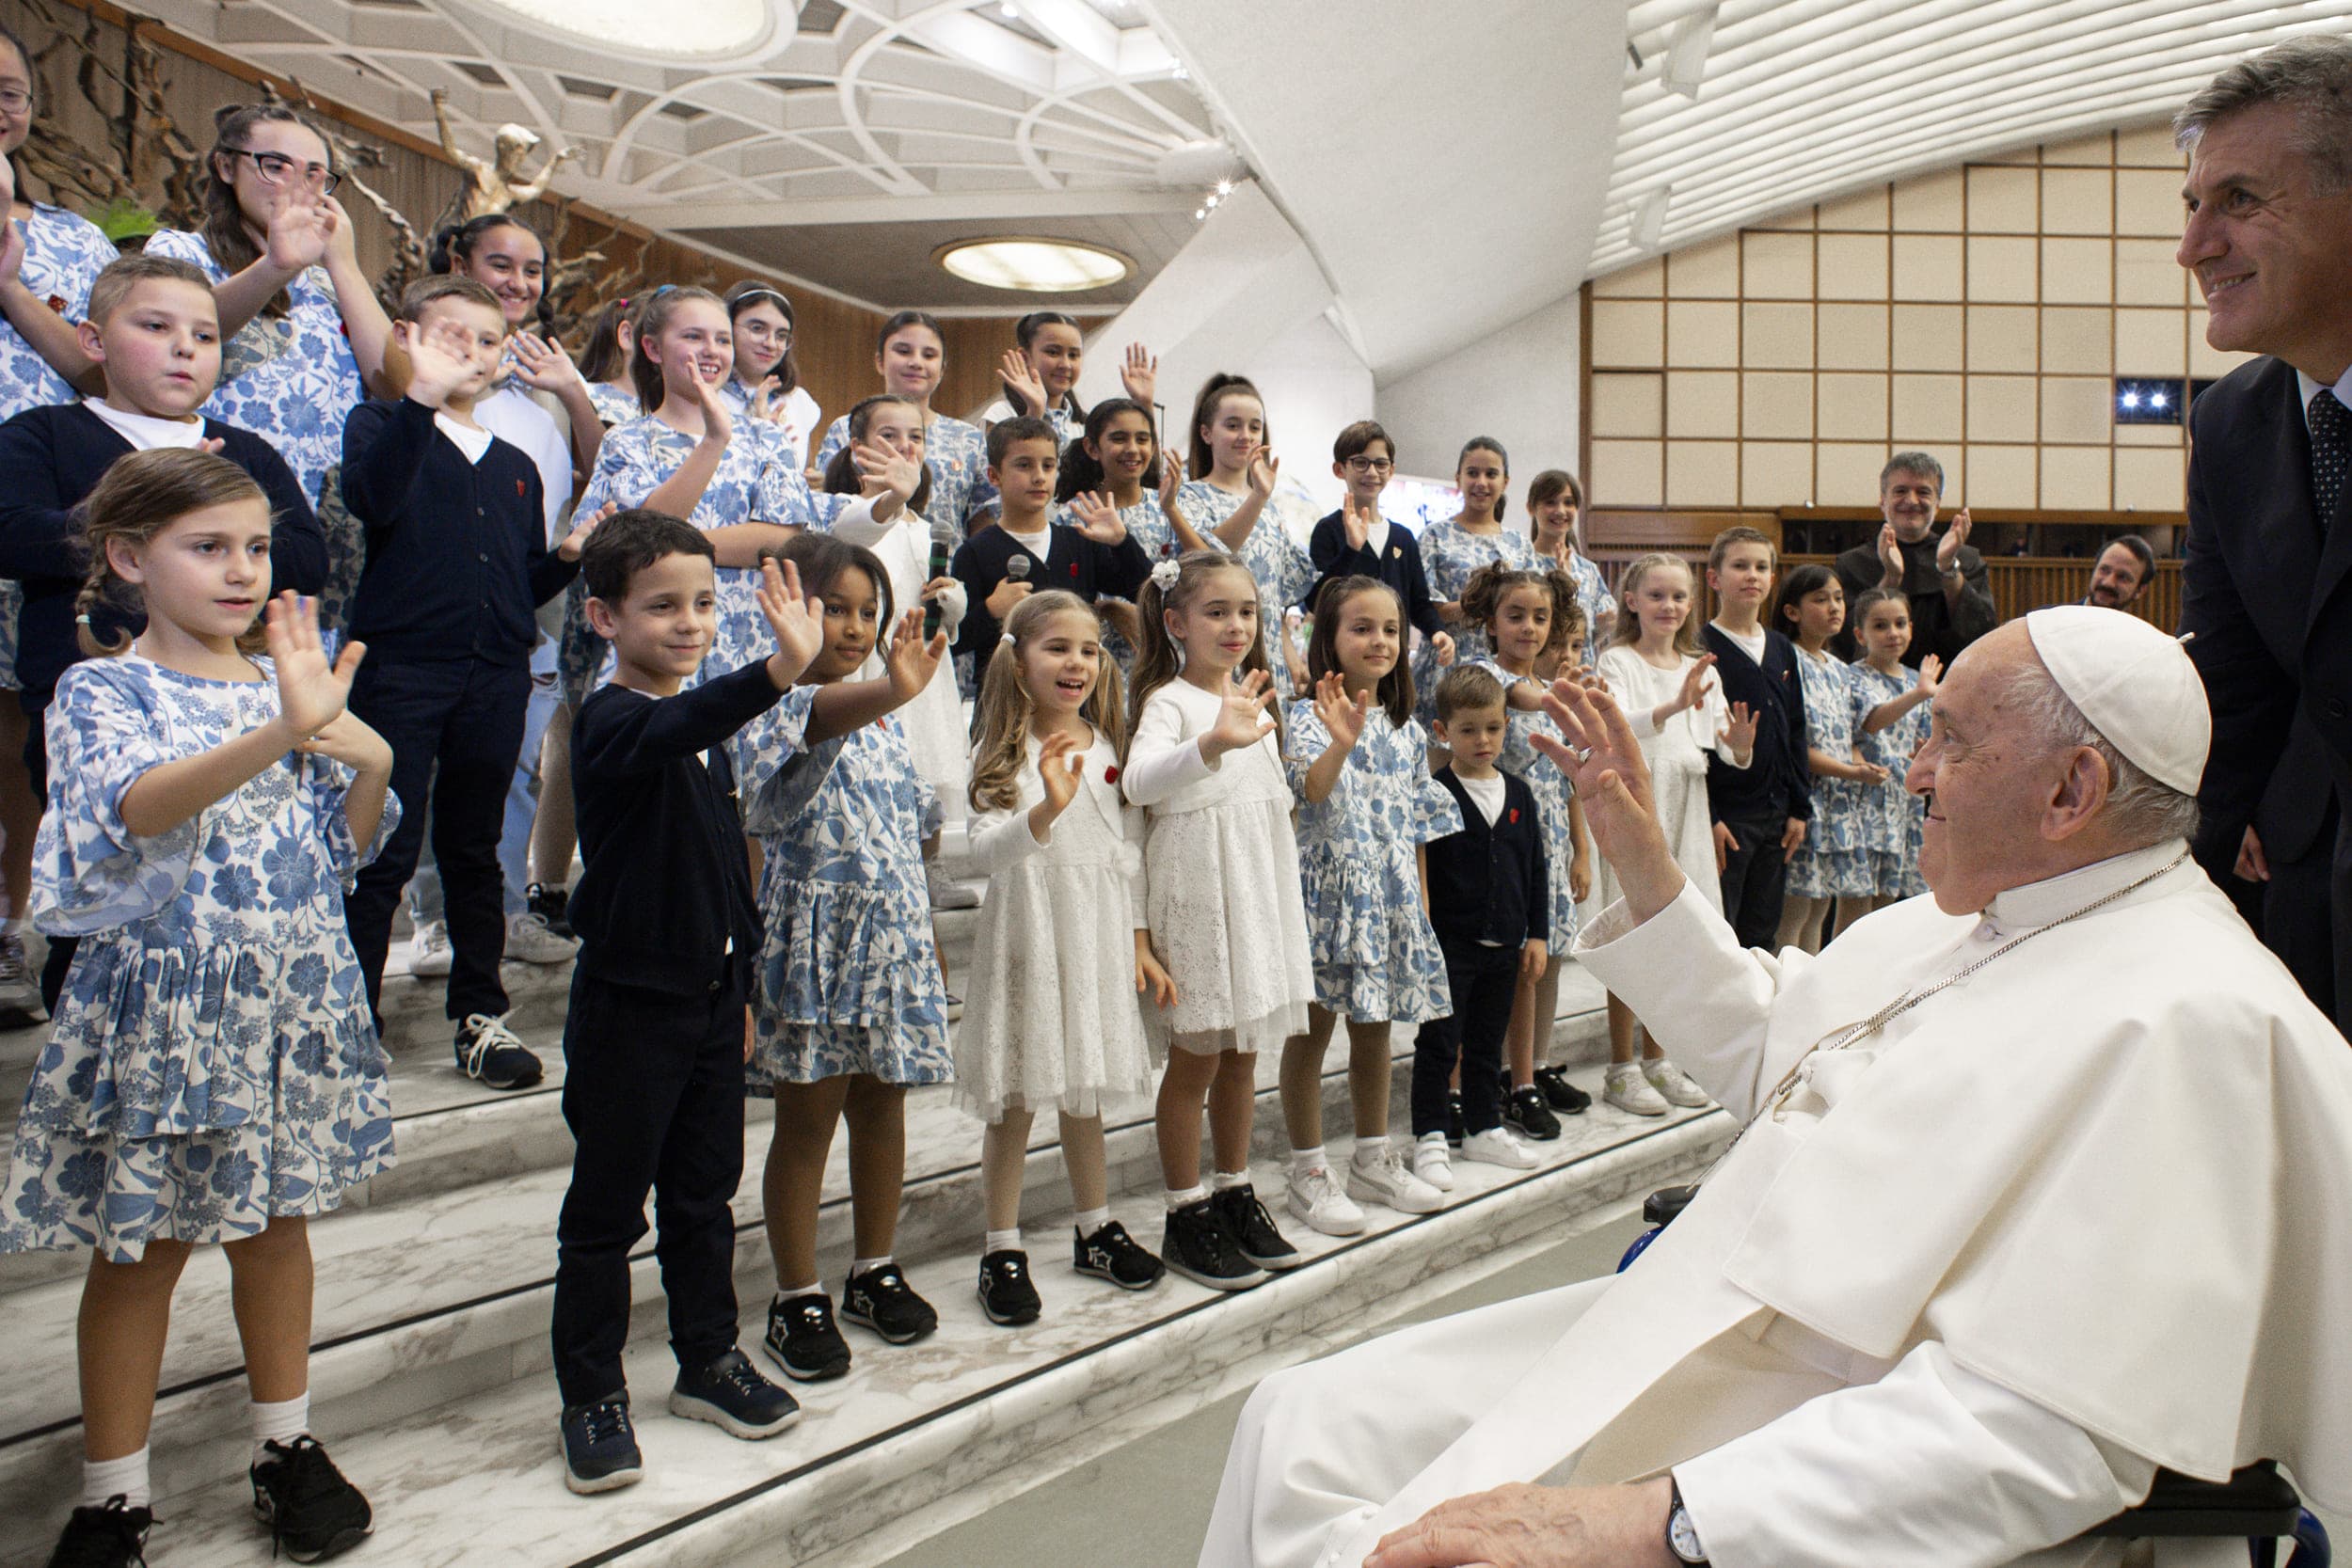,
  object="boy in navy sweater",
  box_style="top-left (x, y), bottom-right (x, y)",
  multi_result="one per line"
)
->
top-left (0, 252), bottom-right (327, 1017)
top-left (1303, 420), bottom-right (1452, 666)
top-left (951, 416), bottom-right (1149, 671)
top-left (1701, 525), bottom-right (1811, 951)
top-left (1411, 666), bottom-right (1549, 1193)
top-left (339, 276), bottom-right (599, 1087)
